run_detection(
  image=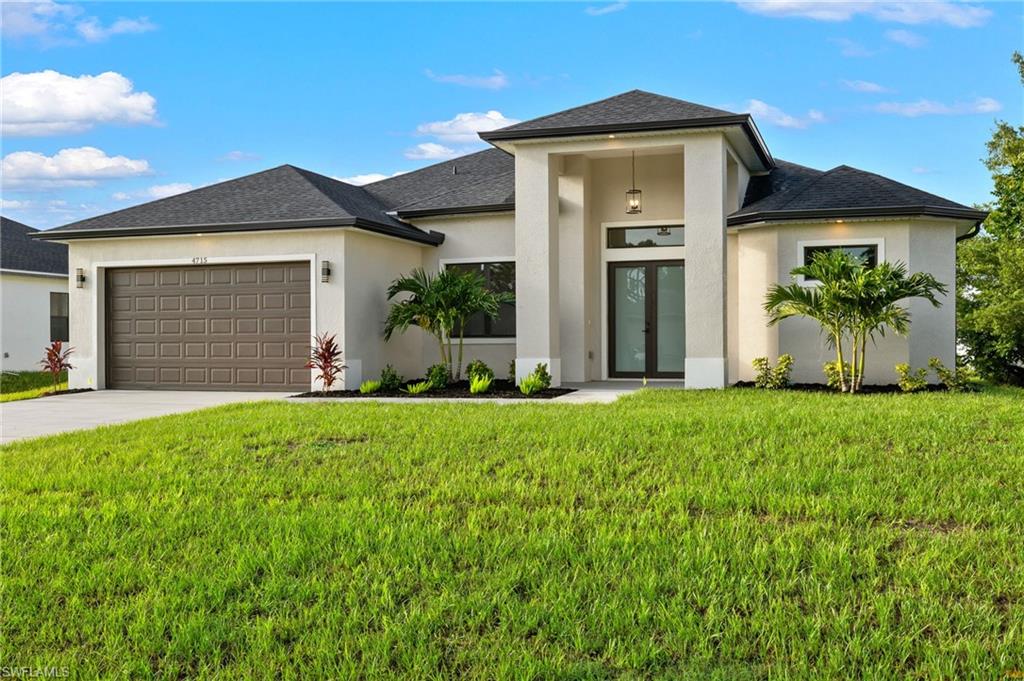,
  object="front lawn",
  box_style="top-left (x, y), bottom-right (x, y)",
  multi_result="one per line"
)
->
top-left (0, 370), bottom-right (67, 402)
top-left (2, 388), bottom-right (1022, 678)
